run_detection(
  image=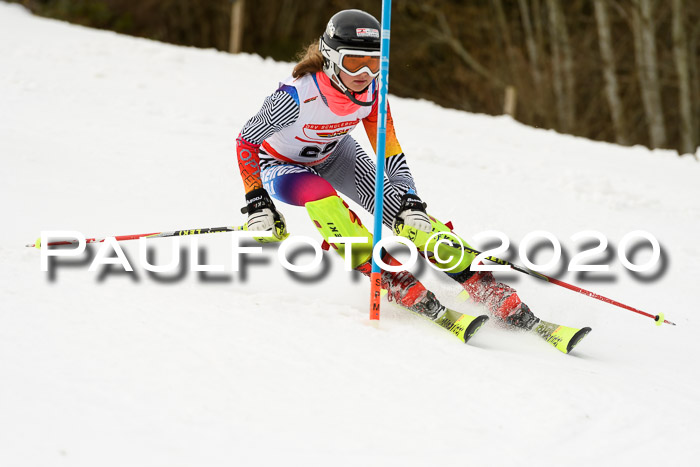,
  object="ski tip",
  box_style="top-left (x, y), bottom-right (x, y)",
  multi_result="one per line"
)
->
top-left (463, 315), bottom-right (489, 344)
top-left (566, 327), bottom-right (592, 354)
